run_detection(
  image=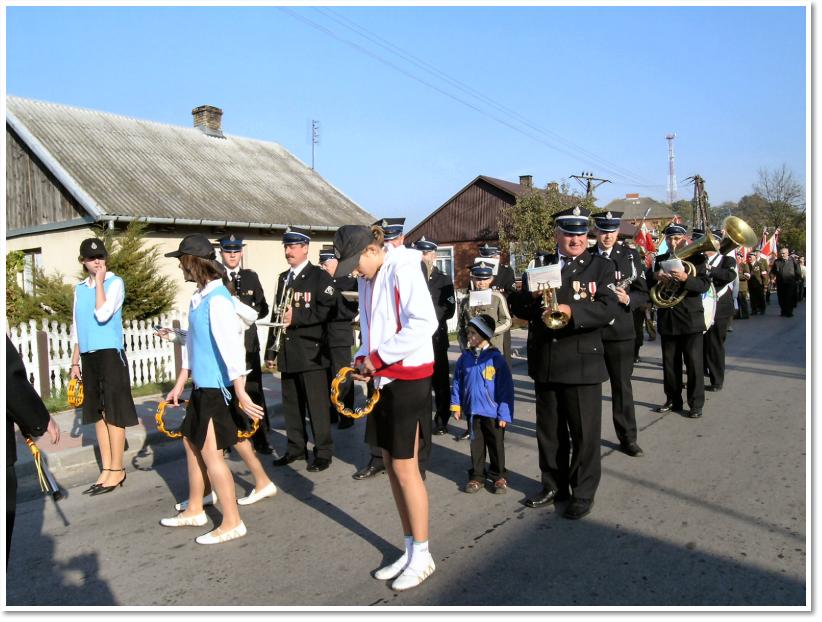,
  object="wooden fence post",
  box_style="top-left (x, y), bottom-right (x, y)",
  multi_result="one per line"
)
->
top-left (36, 330), bottom-right (50, 397)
